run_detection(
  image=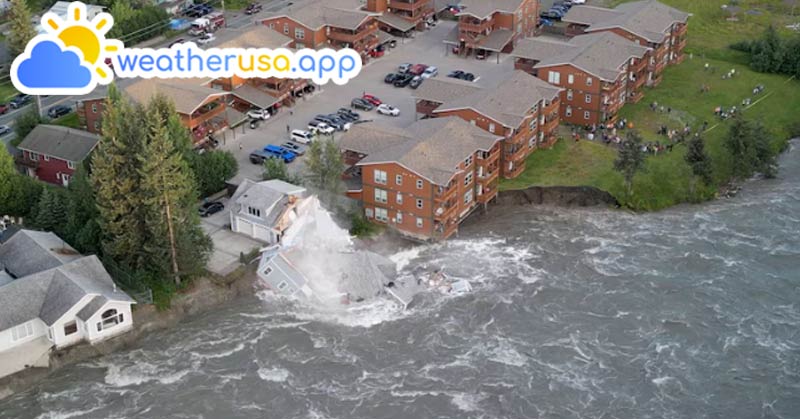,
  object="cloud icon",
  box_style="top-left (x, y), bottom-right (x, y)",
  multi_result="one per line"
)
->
top-left (13, 39), bottom-right (93, 94)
